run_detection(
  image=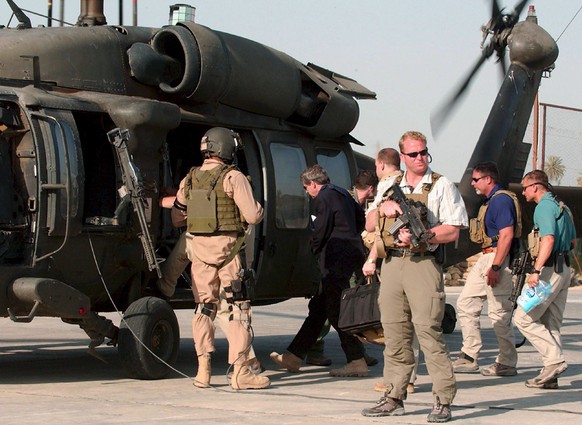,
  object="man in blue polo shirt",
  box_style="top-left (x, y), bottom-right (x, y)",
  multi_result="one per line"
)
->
top-left (453, 162), bottom-right (520, 376)
top-left (514, 170), bottom-right (576, 389)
